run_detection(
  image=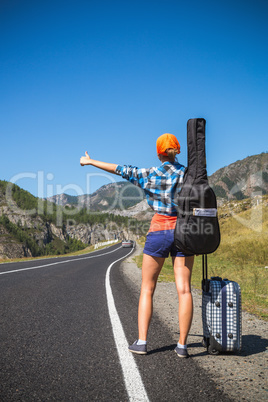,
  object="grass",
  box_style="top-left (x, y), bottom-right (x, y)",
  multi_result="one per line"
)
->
top-left (134, 200), bottom-right (268, 321)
